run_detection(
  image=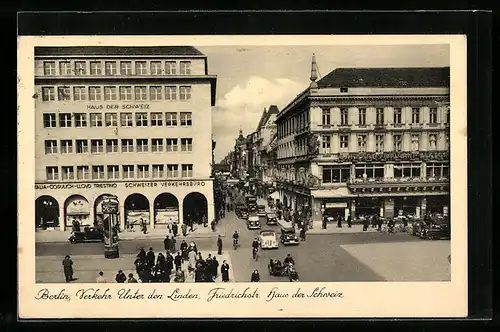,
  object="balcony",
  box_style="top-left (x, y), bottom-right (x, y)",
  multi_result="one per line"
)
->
top-left (347, 176), bottom-right (449, 194)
